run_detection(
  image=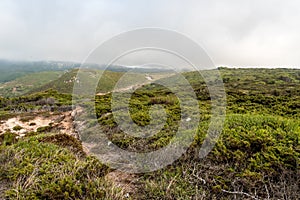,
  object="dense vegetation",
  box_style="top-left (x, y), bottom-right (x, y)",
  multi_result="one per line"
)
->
top-left (0, 133), bottom-right (114, 199)
top-left (0, 89), bottom-right (72, 118)
top-left (93, 68), bottom-right (299, 199)
top-left (0, 68), bottom-right (299, 199)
